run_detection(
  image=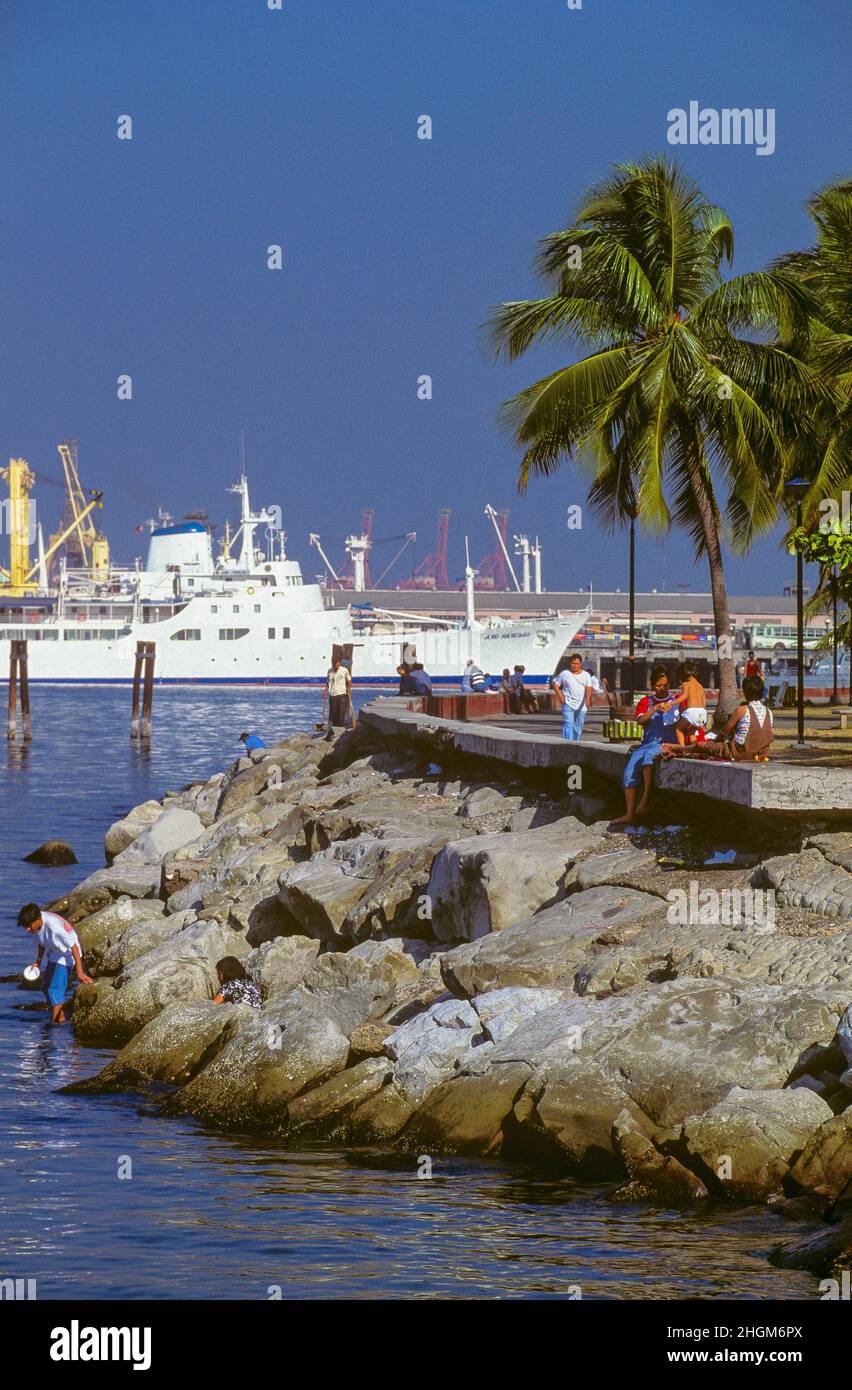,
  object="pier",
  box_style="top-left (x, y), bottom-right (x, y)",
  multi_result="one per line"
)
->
top-left (359, 696), bottom-right (852, 823)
